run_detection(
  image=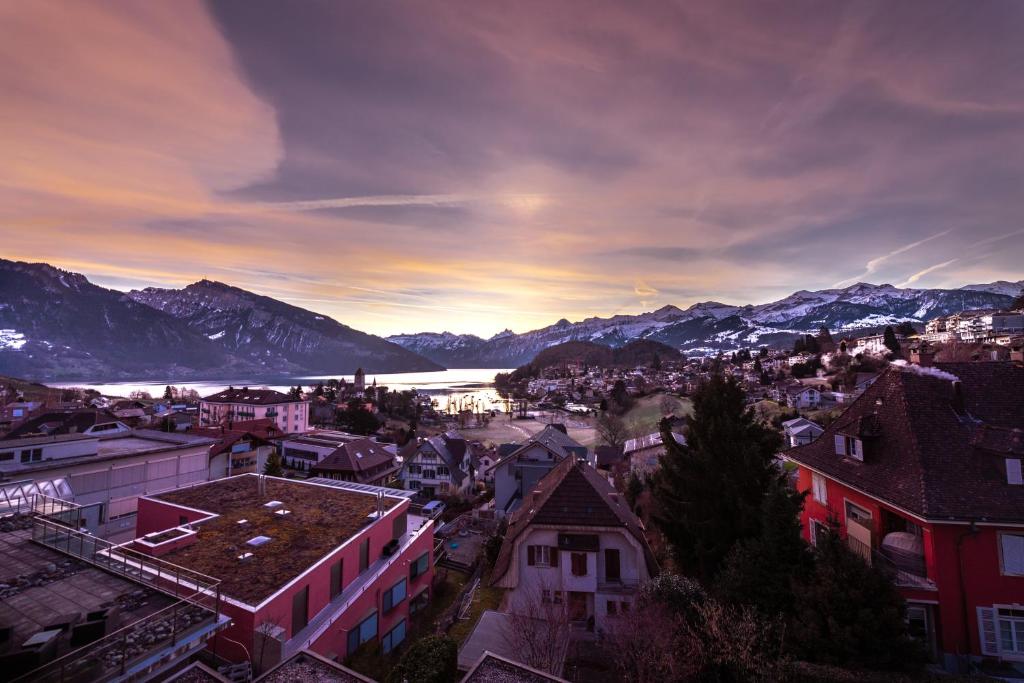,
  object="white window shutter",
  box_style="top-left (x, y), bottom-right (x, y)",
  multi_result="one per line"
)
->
top-left (834, 435), bottom-right (845, 456)
top-left (977, 607), bottom-right (999, 656)
top-left (852, 439), bottom-right (864, 461)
